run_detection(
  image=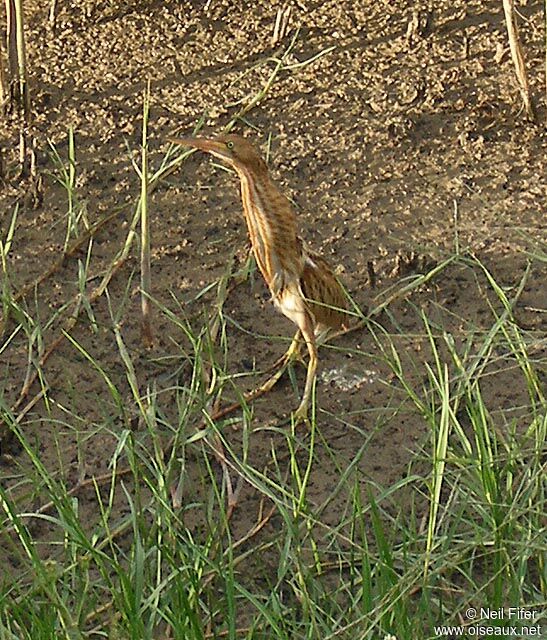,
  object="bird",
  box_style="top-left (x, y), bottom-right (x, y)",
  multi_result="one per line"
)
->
top-left (170, 133), bottom-right (349, 421)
